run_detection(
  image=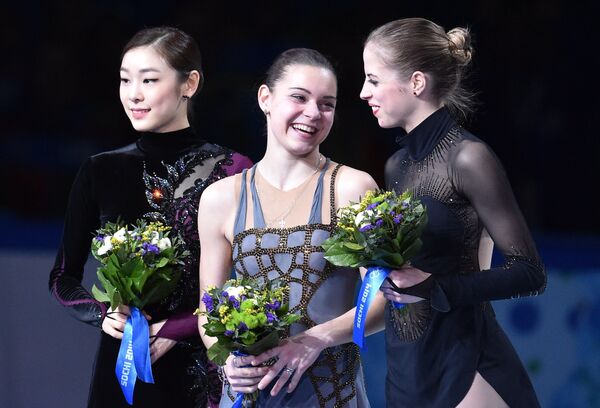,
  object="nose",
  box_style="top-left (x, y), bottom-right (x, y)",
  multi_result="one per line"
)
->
top-left (303, 100), bottom-right (321, 119)
top-left (128, 81), bottom-right (143, 103)
top-left (359, 82), bottom-right (371, 100)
